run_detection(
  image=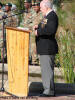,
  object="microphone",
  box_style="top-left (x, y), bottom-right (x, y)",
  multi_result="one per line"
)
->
top-left (1, 10), bottom-right (26, 20)
top-left (0, 9), bottom-right (26, 21)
